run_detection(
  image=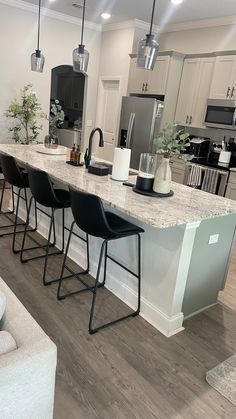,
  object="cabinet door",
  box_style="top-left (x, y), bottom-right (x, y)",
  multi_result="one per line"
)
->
top-left (191, 58), bottom-right (215, 127)
top-left (169, 159), bottom-right (186, 184)
top-left (147, 56), bottom-right (170, 95)
top-left (128, 58), bottom-right (147, 94)
top-left (175, 59), bottom-right (200, 125)
top-left (225, 182), bottom-right (236, 200)
top-left (209, 55), bottom-right (236, 100)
